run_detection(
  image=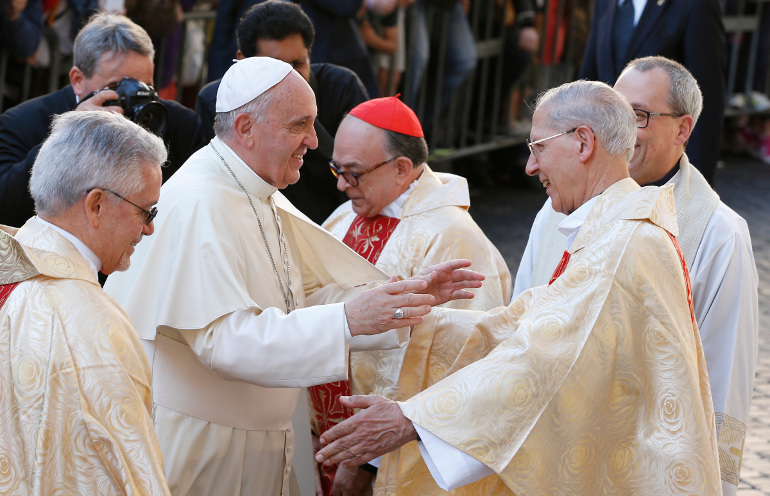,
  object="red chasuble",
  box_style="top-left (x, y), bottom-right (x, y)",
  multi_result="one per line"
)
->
top-left (308, 214), bottom-right (400, 494)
